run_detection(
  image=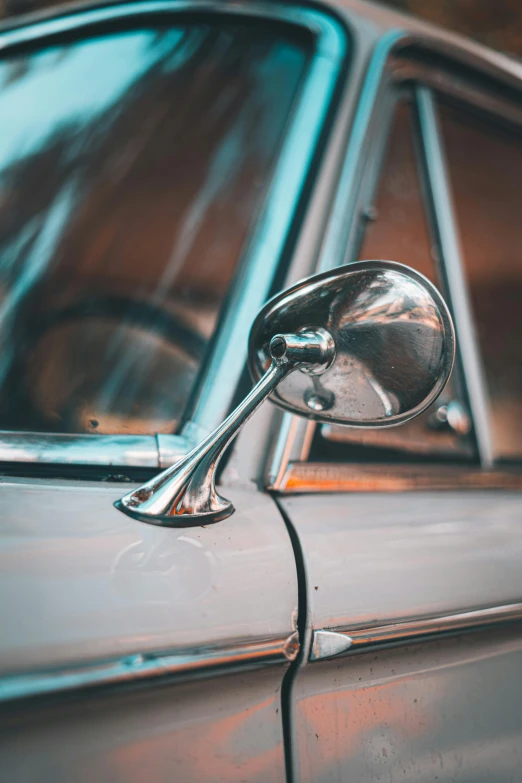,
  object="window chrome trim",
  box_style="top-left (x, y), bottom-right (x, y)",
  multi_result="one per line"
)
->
top-left (269, 29), bottom-right (522, 493)
top-left (0, 0), bottom-right (348, 469)
top-left (266, 30), bottom-right (406, 486)
top-left (415, 86), bottom-right (494, 467)
top-left (0, 432), bottom-right (158, 468)
top-left (391, 61), bottom-right (522, 129)
top-left (0, 633), bottom-right (299, 703)
top-left (270, 461), bottom-right (522, 493)
top-left (310, 602), bottom-right (522, 661)
top-left (0, 431), bottom-right (195, 468)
